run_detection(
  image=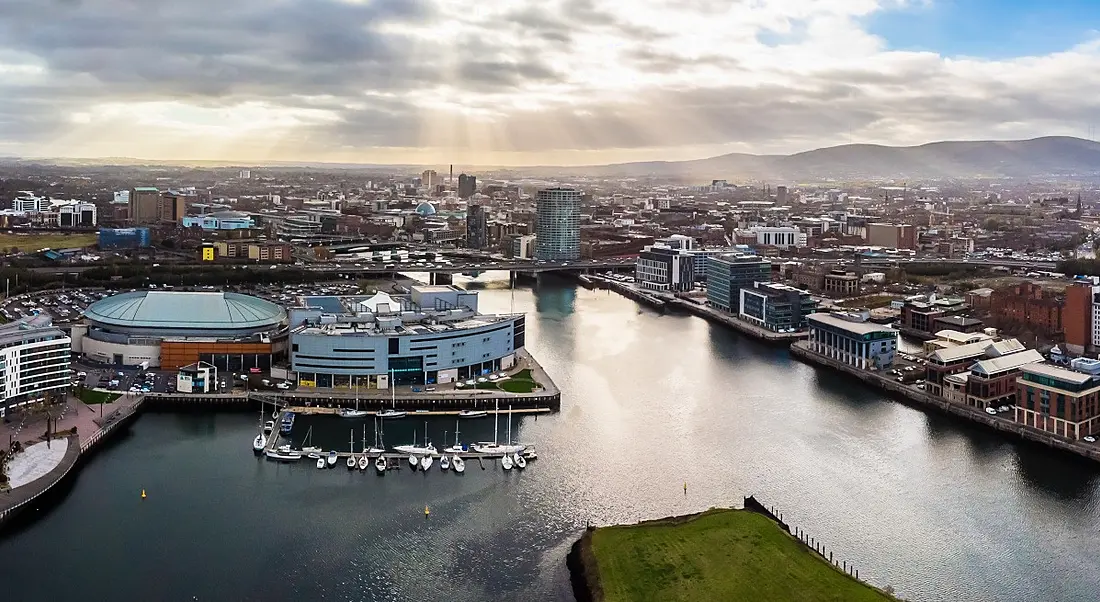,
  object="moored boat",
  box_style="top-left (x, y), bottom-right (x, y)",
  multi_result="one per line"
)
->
top-left (458, 410), bottom-right (487, 418)
top-left (358, 455), bottom-right (369, 470)
top-left (501, 454), bottom-right (513, 470)
top-left (316, 457), bottom-right (327, 469)
top-left (514, 453), bottom-right (527, 469)
top-left (253, 433), bottom-right (266, 454)
top-left (375, 455), bottom-right (387, 474)
top-left (452, 455), bottom-right (465, 474)
top-left (347, 455), bottom-right (357, 469)
top-left (326, 450), bottom-right (338, 467)
top-left (440, 455), bottom-right (450, 471)
top-left (266, 448), bottom-right (302, 462)
top-left (377, 409), bottom-right (407, 419)
top-left (420, 455), bottom-right (433, 470)
top-left (408, 454), bottom-right (418, 469)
